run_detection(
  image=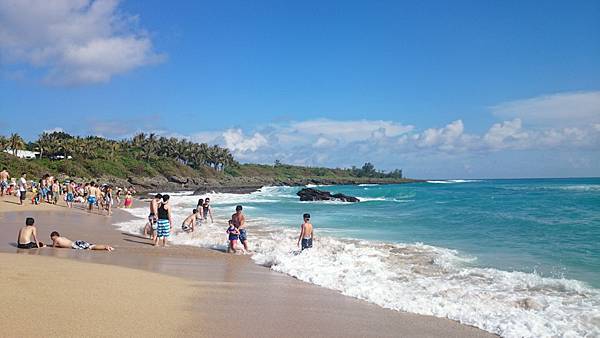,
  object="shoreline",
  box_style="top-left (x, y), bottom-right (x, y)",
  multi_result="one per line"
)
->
top-left (0, 197), bottom-right (495, 337)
